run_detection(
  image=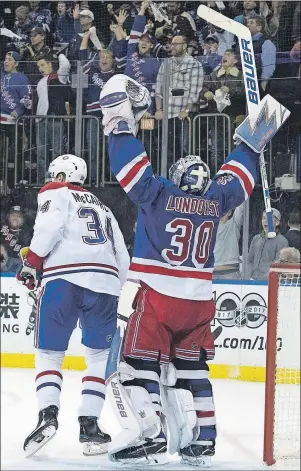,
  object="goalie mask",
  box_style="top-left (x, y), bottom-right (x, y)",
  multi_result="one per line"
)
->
top-left (169, 155), bottom-right (211, 195)
top-left (47, 154), bottom-right (87, 185)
